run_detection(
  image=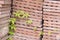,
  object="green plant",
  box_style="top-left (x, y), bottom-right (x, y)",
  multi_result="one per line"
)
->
top-left (14, 10), bottom-right (30, 18)
top-left (39, 31), bottom-right (44, 36)
top-left (7, 10), bottom-right (32, 40)
top-left (6, 37), bottom-right (12, 40)
top-left (26, 20), bottom-right (33, 24)
top-left (9, 18), bottom-right (16, 35)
